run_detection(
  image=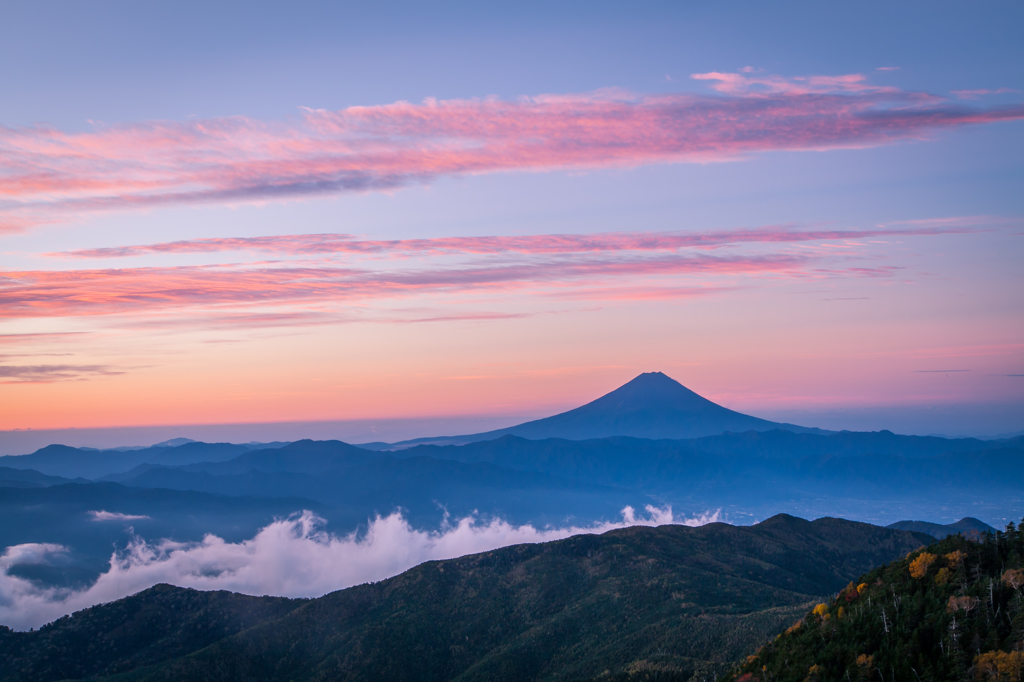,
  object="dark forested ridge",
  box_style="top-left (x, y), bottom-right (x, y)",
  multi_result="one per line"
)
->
top-left (0, 587), bottom-right (302, 682)
top-left (0, 515), bottom-right (931, 682)
top-left (725, 520), bottom-right (1024, 682)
